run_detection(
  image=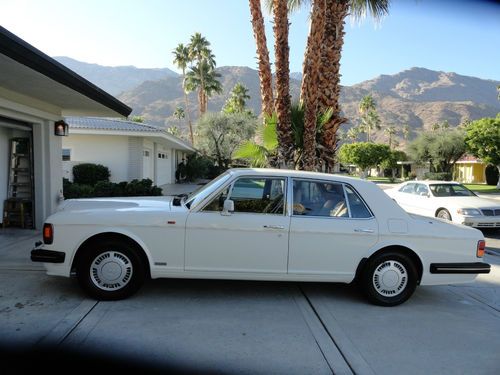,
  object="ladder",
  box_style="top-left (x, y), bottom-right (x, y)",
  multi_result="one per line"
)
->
top-left (2, 137), bottom-right (34, 228)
